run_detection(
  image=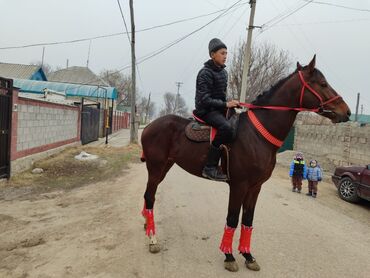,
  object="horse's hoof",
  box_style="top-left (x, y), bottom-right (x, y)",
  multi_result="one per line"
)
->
top-left (149, 243), bottom-right (161, 253)
top-left (224, 261), bottom-right (239, 272)
top-left (246, 259), bottom-right (260, 271)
